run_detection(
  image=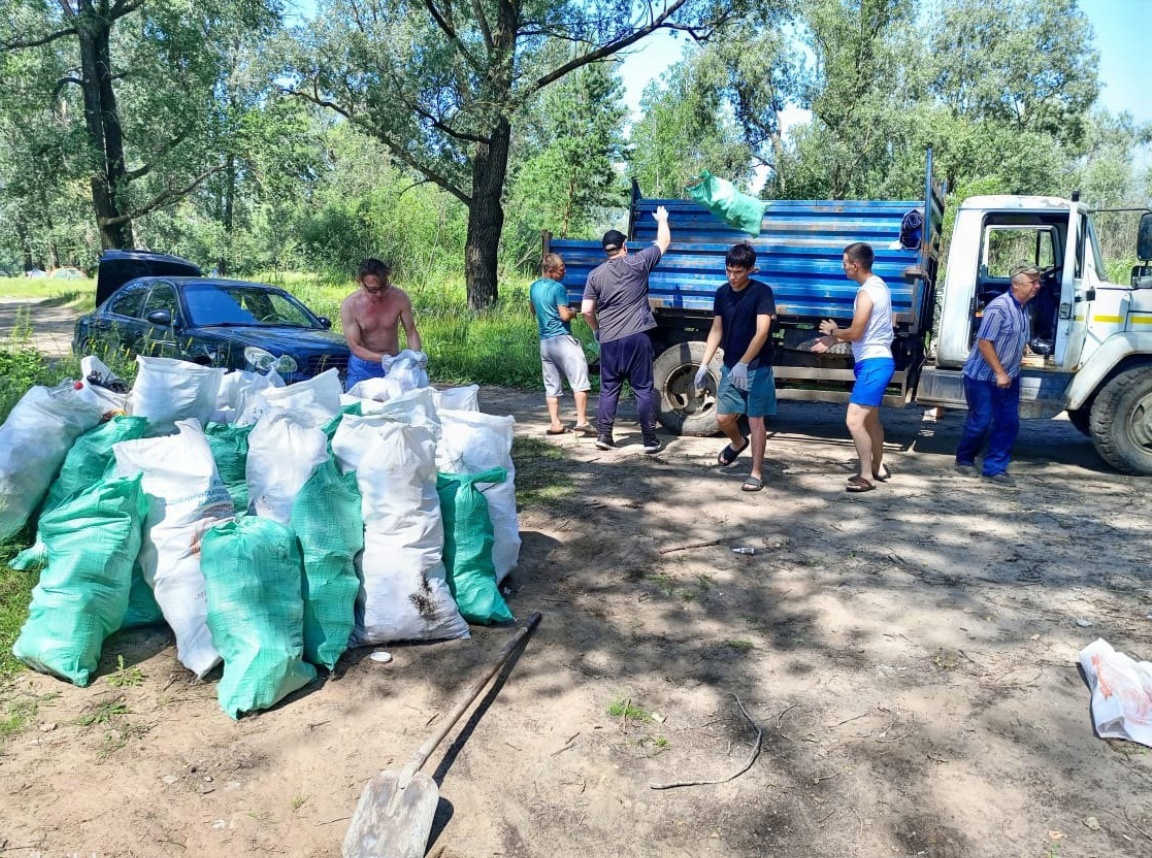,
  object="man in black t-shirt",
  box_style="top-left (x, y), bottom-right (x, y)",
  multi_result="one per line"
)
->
top-left (693, 241), bottom-right (777, 492)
